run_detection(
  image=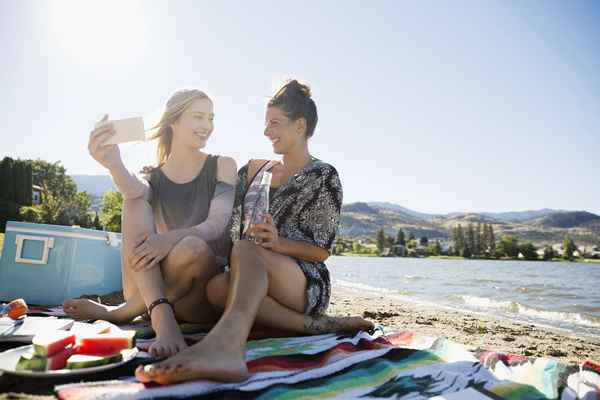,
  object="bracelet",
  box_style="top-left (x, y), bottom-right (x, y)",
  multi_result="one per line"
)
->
top-left (147, 297), bottom-right (172, 317)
